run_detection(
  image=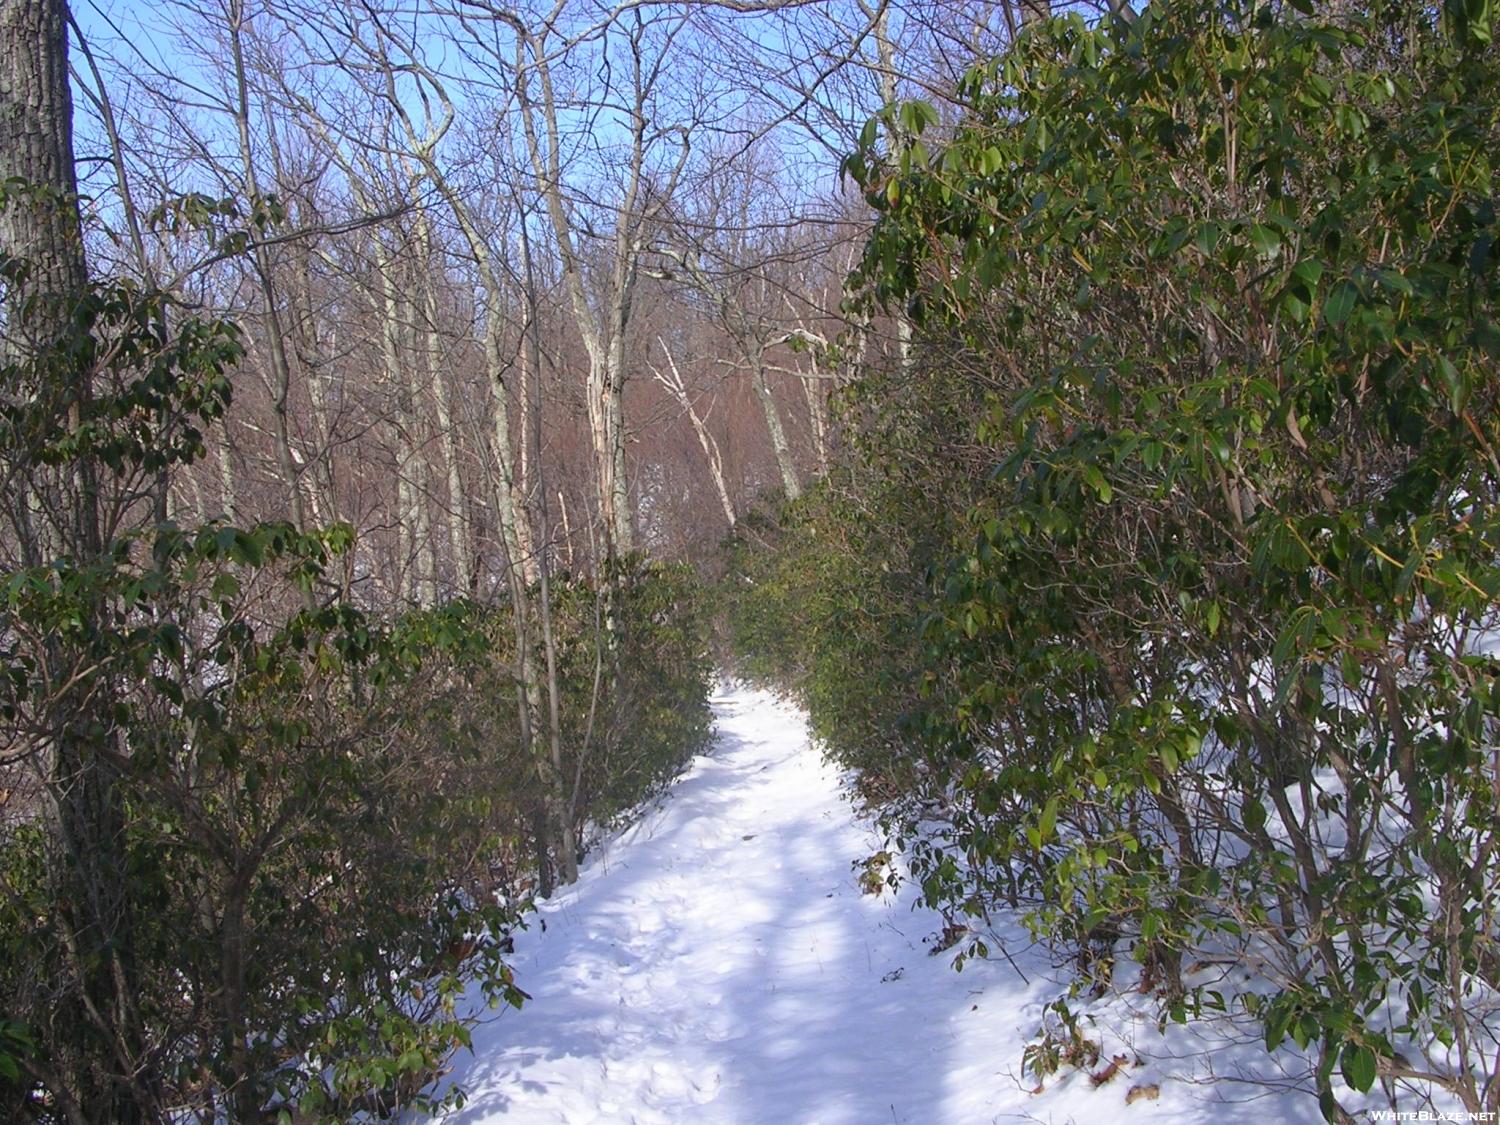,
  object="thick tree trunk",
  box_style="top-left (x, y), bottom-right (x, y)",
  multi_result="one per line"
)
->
top-left (586, 359), bottom-right (631, 561)
top-left (217, 422), bottom-right (238, 522)
top-left (1, 2), bottom-right (151, 1120)
top-left (412, 454), bottom-right (437, 604)
top-left (0, 0), bottom-right (86, 350)
top-left (0, 0), bottom-right (90, 564)
top-left (397, 297), bottom-right (437, 605)
top-left (601, 337), bottom-right (634, 556)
